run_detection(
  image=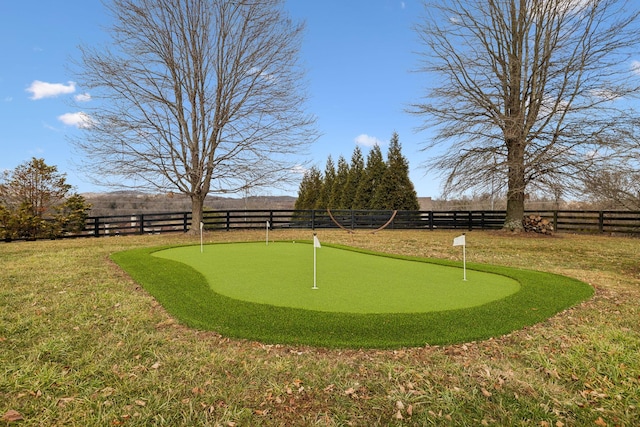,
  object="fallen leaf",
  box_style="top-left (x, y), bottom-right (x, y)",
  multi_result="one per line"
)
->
top-left (394, 410), bottom-right (404, 420)
top-left (57, 397), bottom-right (75, 407)
top-left (481, 388), bottom-right (493, 397)
top-left (101, 387), bottom-right (115, 397)
top-left (407, 404), bottom-right (413, 417)
top-left (2, 410), bottom-right (24, 422)
top-left (151, 362), bottom-right (161, 369)
top-left (396, 400), bottom-right (405, 410)
top-left (135, 400), bottom-right (146, 407)
top-left (594, 417), bottom-right (607, 427)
